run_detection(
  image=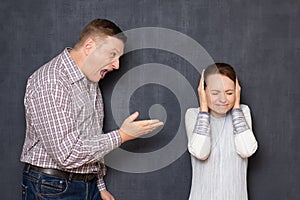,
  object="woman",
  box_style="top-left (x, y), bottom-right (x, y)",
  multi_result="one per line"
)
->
top-left (185, 63), bottom-right (258, 200)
